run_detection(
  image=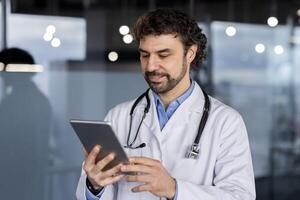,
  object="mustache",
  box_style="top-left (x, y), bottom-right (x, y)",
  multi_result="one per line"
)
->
top-left (145, 71), bottom-right (168, 77)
